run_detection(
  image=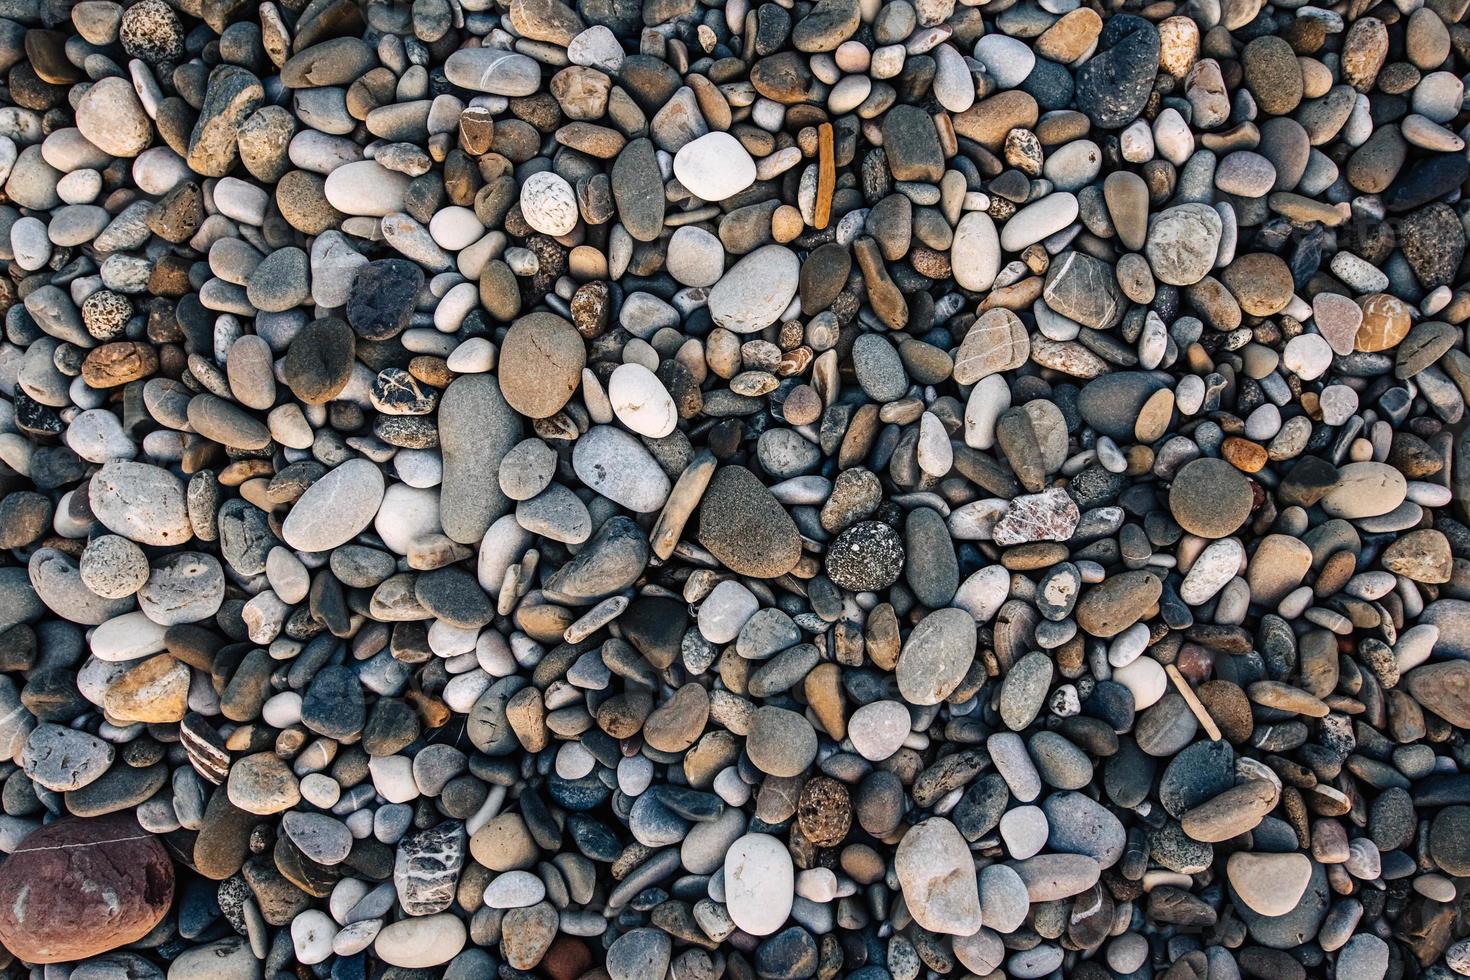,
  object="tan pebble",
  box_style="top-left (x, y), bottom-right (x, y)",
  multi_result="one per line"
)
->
top-left (1341, 17), bottom-right (1388, 92)
top-left (1036, 8), bottom-right (1102, 65)
top-left (1158, 16), bottom-right (1199, 77)
top-left (804, 662), bottom-right (847, 741)
top-left (1355, 292), bottom-right (1412, 352)
top-left (1221, 436), bottom-right (1267, 473)
top-left (1134, 388), bottom-right (1175, 443)
top-left (104, 654), bottom-right (190, 723)
top-left (1221, 252), bottom-right (1293, 316)
top-left (772, 204), bottom-right (804, 241)
top-left (1299, 57), bottom-right (1333, 98)
top-left (953, 90), bottom-right (1039, 152)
